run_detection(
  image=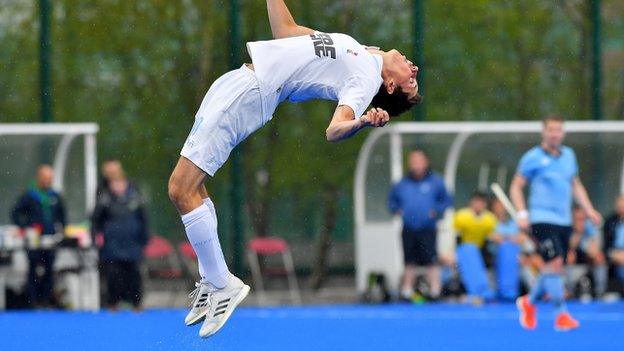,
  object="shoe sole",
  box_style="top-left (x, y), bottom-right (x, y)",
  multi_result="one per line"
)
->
top-left (185, 309), bottom-right (208, 326)
top-left (200, 284), bottom-right (251, 338)
top-left (555, 323), bottom-right (580, 332)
